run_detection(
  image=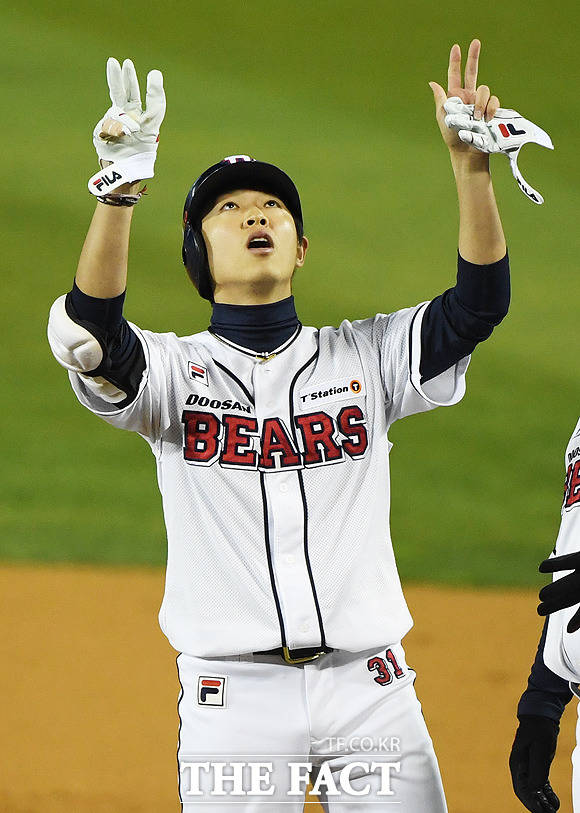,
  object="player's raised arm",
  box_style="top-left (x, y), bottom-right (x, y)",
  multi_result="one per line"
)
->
top-left (76, 57), bottom-right (165, 296)
top-left (429, 39), bottom-right (506, 264)
top-left (47, 58), bottom-right (165, 409)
